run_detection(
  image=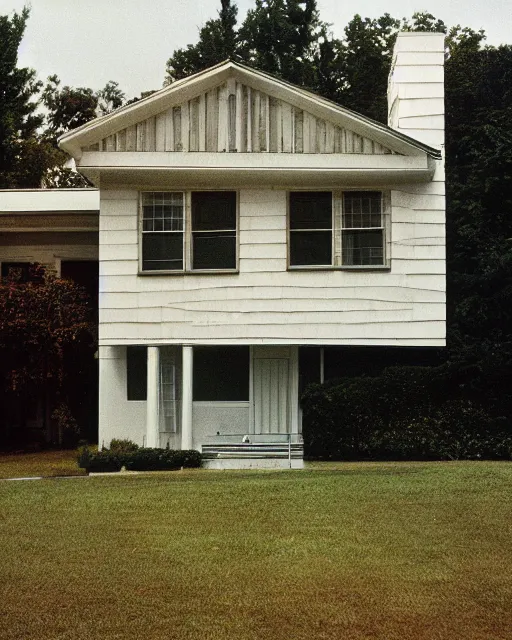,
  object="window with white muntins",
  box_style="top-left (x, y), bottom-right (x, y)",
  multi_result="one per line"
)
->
top-left (141, 191), bottom-right (237, 272)
top-left (289, 191), bottom-right (390, 268)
